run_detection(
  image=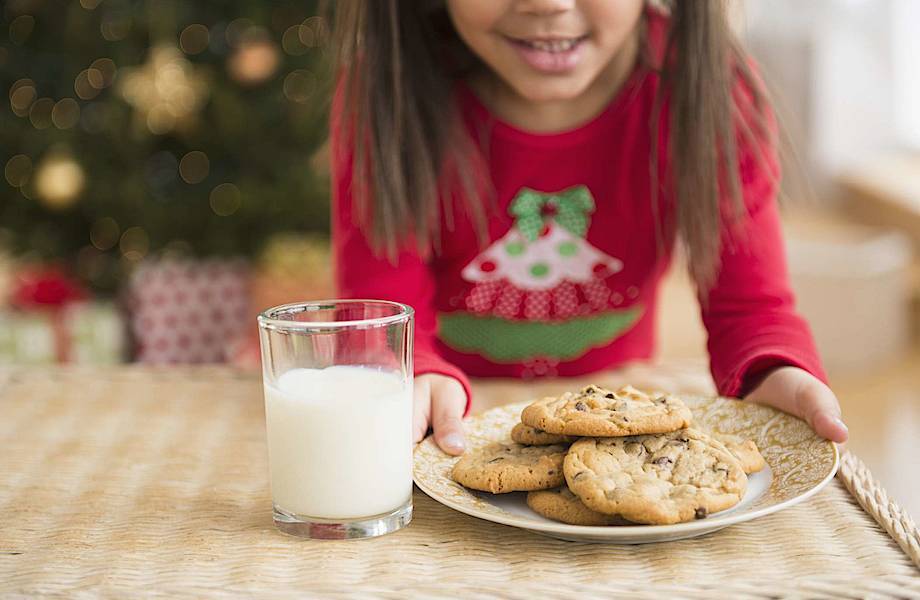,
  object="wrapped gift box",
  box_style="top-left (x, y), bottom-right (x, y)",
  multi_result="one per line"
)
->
top-left (127, 258), bottom-right (251, 364)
